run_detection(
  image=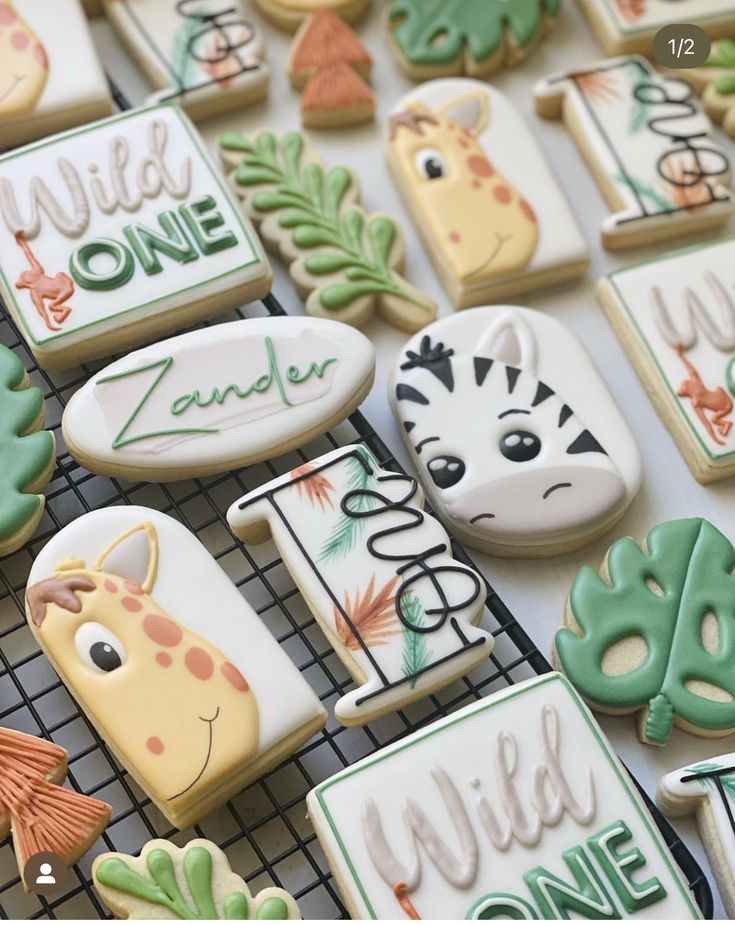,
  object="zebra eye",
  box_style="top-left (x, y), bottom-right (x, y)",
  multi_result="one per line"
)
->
top-left (415, 148), bottom-right (447, 180)
top-left (75, 622), bottom-right (126, 673)
top-left (500, 430), bottom-right (542, 463)
top-left (428, 455), bottom-right (466, 489)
